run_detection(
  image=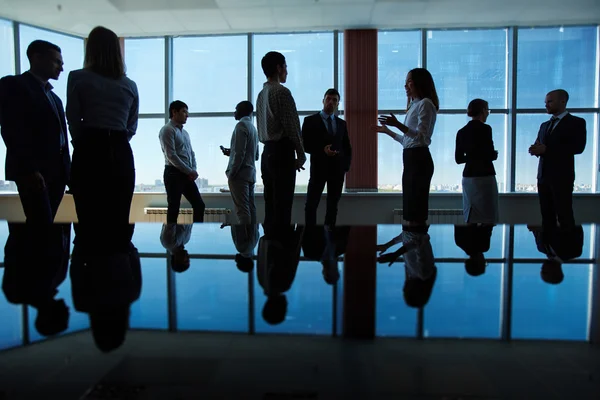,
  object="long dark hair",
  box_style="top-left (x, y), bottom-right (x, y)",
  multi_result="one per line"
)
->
top-left (408, 68), bottom-right (439, 111)
top-left (84, 26), bottom-right (125, 79)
